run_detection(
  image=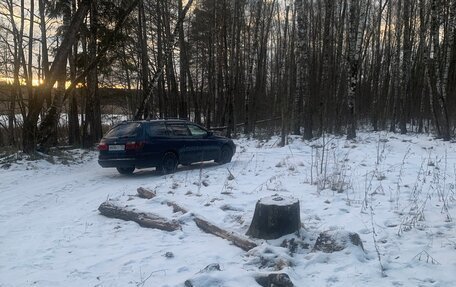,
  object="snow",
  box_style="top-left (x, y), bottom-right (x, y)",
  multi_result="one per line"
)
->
top-left (1, 132), bottom-right (455, 286)
top-left (258, 195), bottom-right (299, 206)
